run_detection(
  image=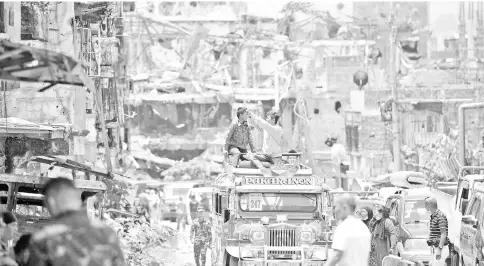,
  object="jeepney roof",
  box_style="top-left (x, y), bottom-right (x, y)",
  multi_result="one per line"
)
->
top-left (473, 182), bottom-right (484, 192)
top-left (0, 174), bottom-right (106, 192)
top-left (462, 174), bottom-right (484, 182)
top-left (235, 185), bottom-right (329, 193)
top-left (231, 165), bottom-right (313, 177)
top-left (389, 187), bottom-right (430, 199)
